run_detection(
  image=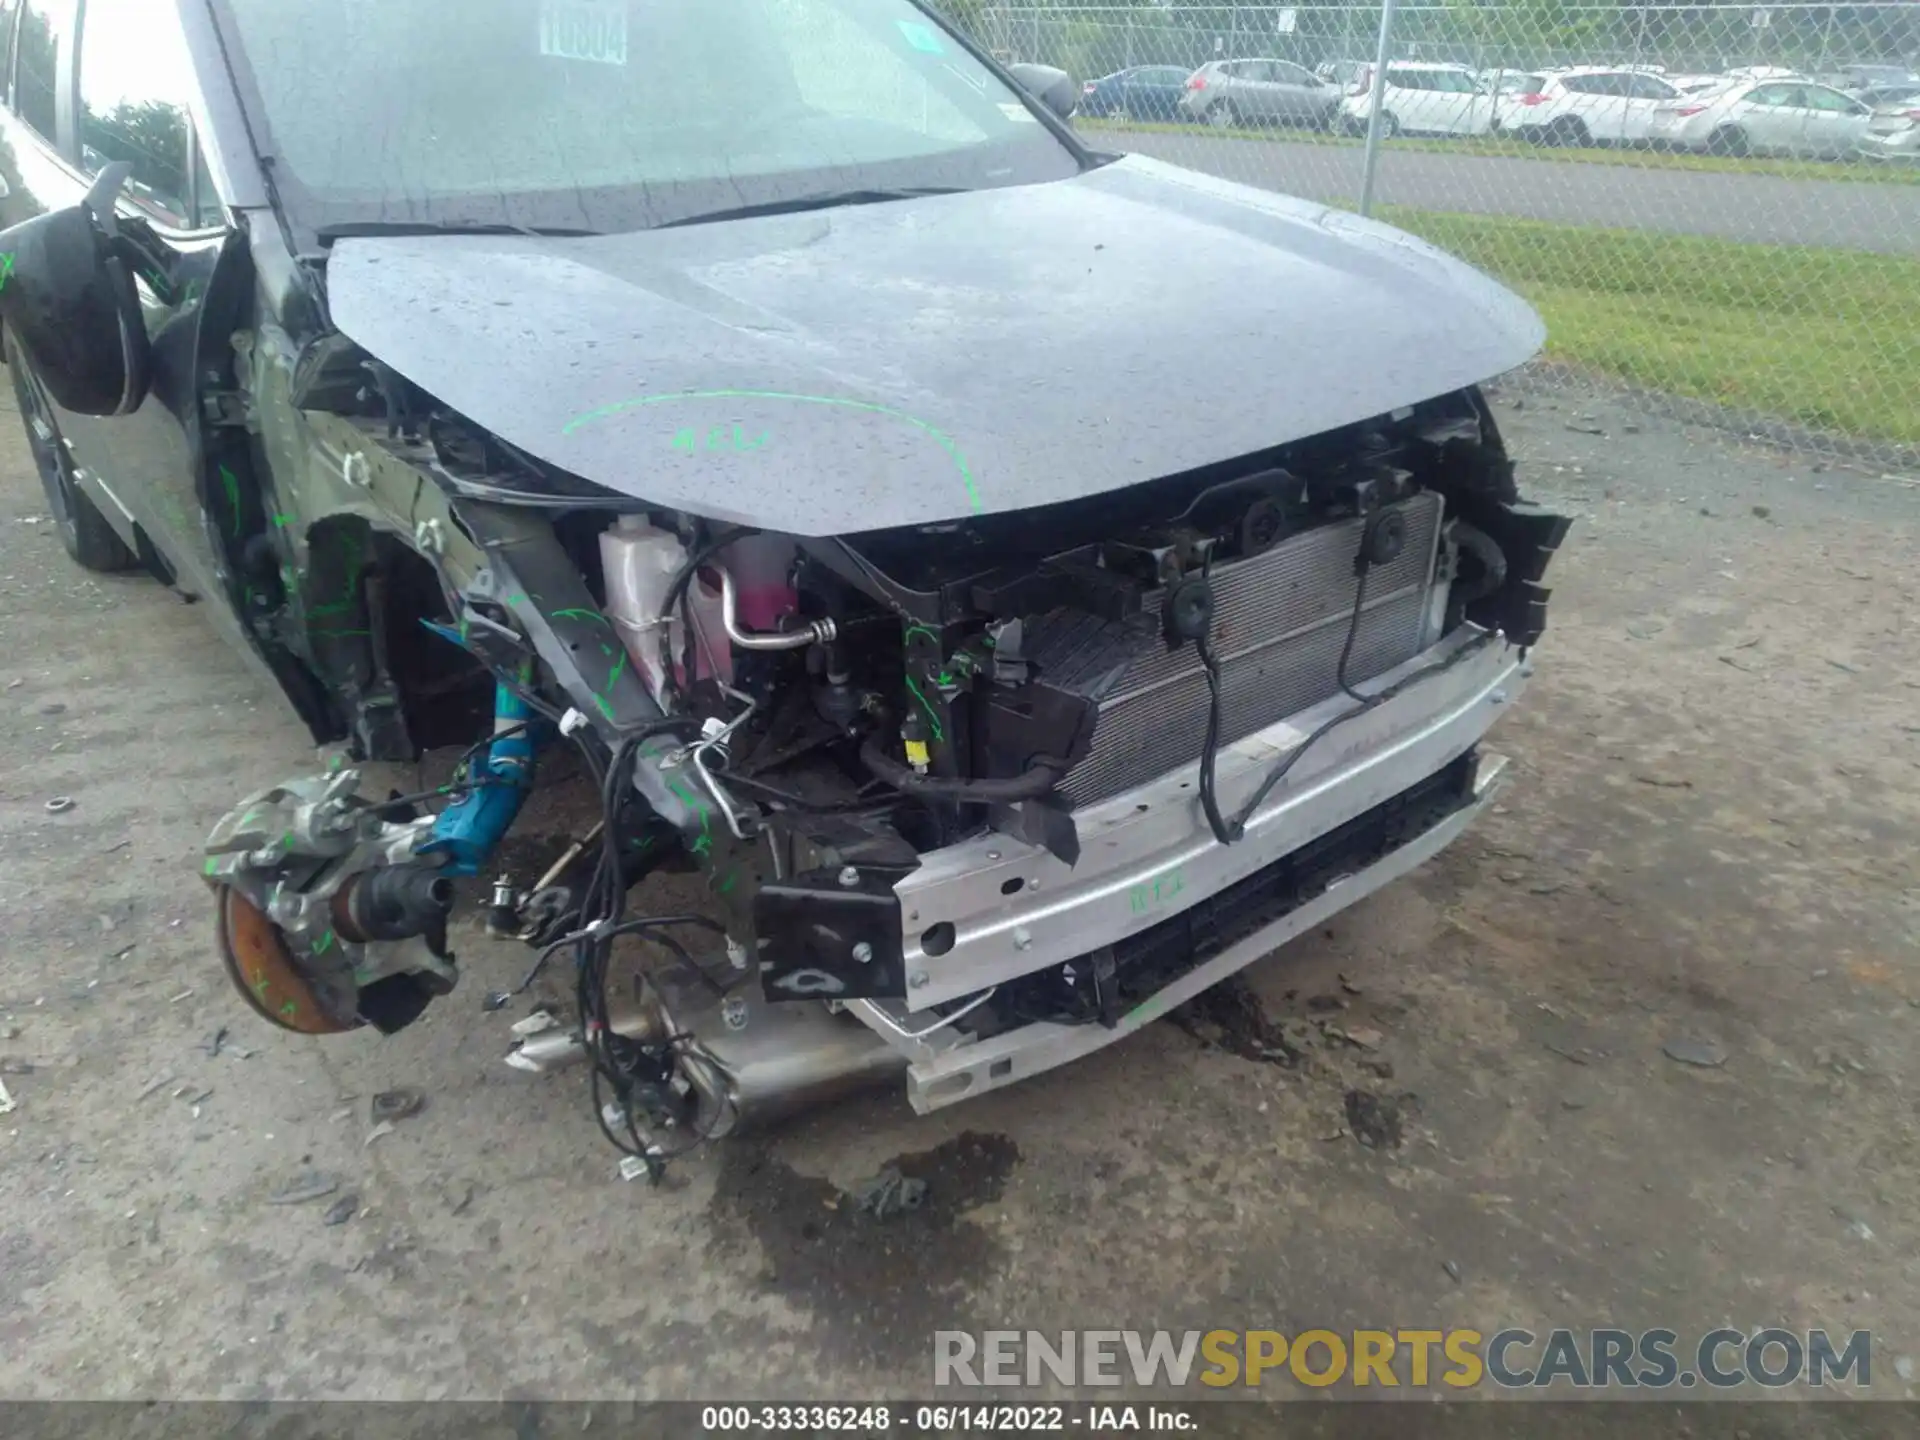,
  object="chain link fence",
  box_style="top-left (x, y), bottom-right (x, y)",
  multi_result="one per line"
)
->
top-left (949, 3), bottom-right (1920, 466)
